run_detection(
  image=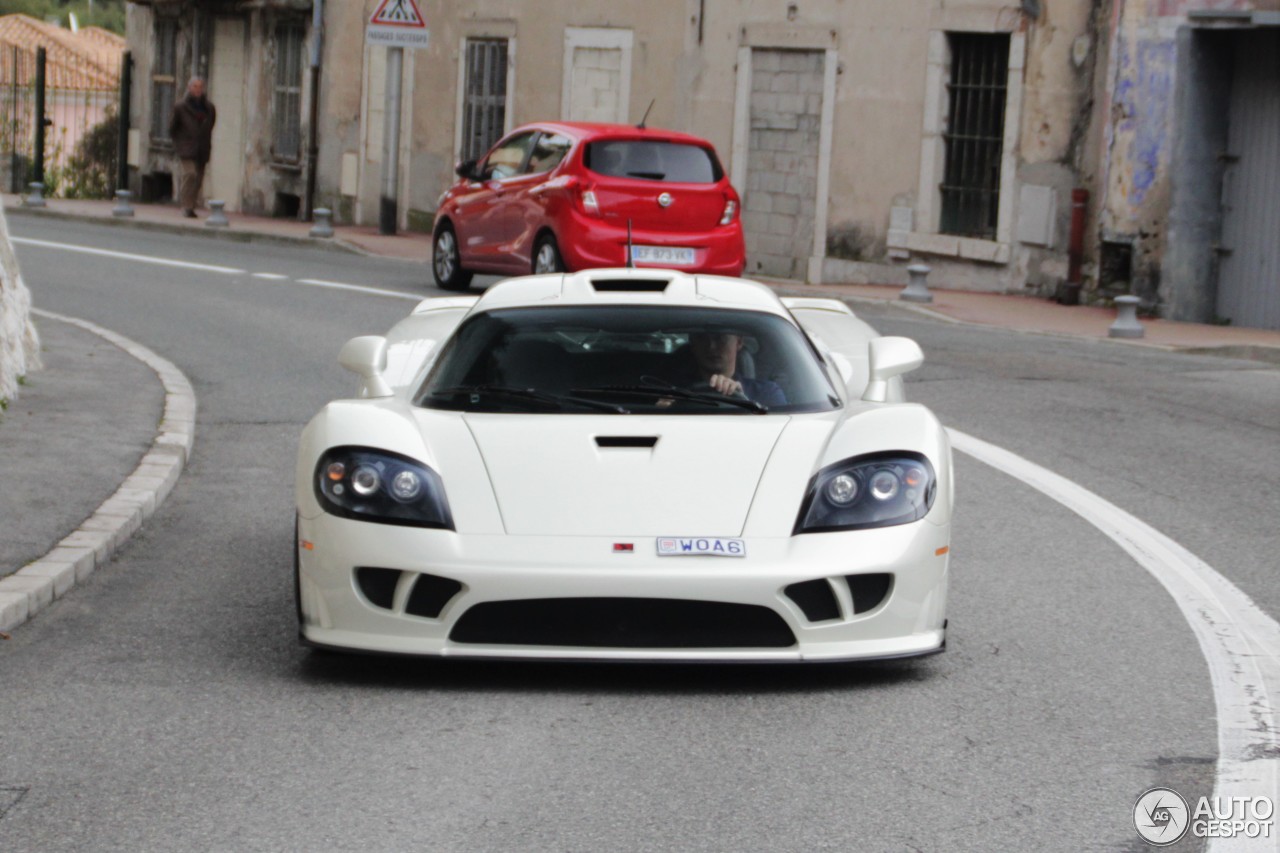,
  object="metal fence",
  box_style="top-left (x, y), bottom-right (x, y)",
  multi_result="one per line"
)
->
top-left (0, 43), bottom-right (121, 198)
